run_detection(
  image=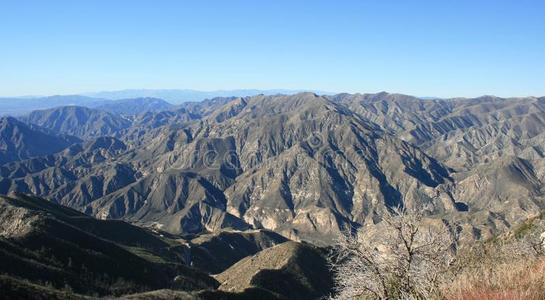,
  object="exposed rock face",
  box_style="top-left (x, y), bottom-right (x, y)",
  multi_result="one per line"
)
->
top-left (332, 94), bottom-right (545, 170)
top-left (88, 170), bottom-right (251, 234)
top-left (333, 93), bottom-right (545, 239)
top-left (2, 92), bottom-right (545, 244)
top-left (0, 199), bottom-right (39, 237)
top-left (171, 93), bottom-right (456, 243)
